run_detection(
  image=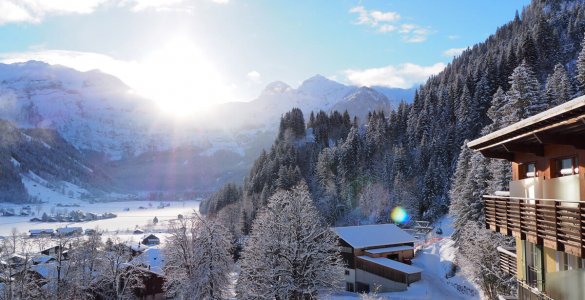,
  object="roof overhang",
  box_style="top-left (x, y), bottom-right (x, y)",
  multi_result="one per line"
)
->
top-left (467, 96), bottom-right (585, 160)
